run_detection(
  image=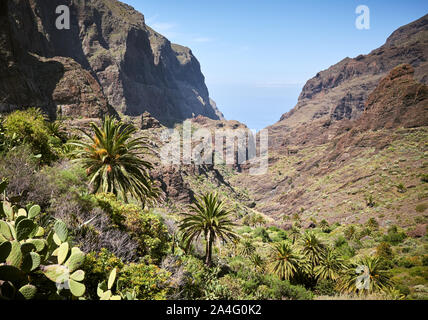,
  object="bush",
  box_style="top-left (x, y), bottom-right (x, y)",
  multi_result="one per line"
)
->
top-left (415, 203), bottom-right (427, 213)
top-left (258, 275), bottom-right (313, 300)
top-left (94, 193), bottom-right (170, 261)
top-left (0, 145), bottom-right (39, 203)
top-left (269, 227), bottom-right (288, 242)
top-left (319, 219), bottom-right (331, 233)
top-left (334, 236), bottom-right (355, 259)
top-left (226, 265), bottom-right (313, 300)
top-left (383, 226), bottom-right (407, 245)
top-left (253, 227), bottom-right (271, 243)
top-left (397, 257), bottom-right (418, 268)
top-left (314, 279), bottom-right (336, 296)
top-left (118, 263), bottom-right (171, 300)
top-left (3, 108), bottom-right (57, 163)
top-left (177, 256), bottom-right (232, 300)
top-left (344, 225), bottom-right (356, 240)
top-left (366, 218), bottom-right (379, 230)
top-left (395, 284), bottom-right (410, 296)
top-left (376, 242), bottom-right (394, 260)
top-left (334, 236), bottom-right (347, 248)
top-left (83, 249), bottom-right (171, 300)
top-left (82, 249), bottom-right (125, 299)
top-left (0, 148), bottom-right (85, 209)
